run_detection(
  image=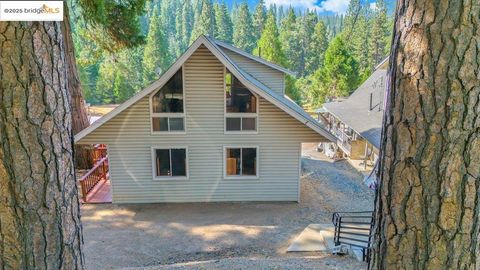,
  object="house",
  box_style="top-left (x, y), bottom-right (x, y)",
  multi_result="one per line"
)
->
top-left (320, 59), bottom-right (388, 167)
top-left (75, 35), bottom-right (335, 203)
